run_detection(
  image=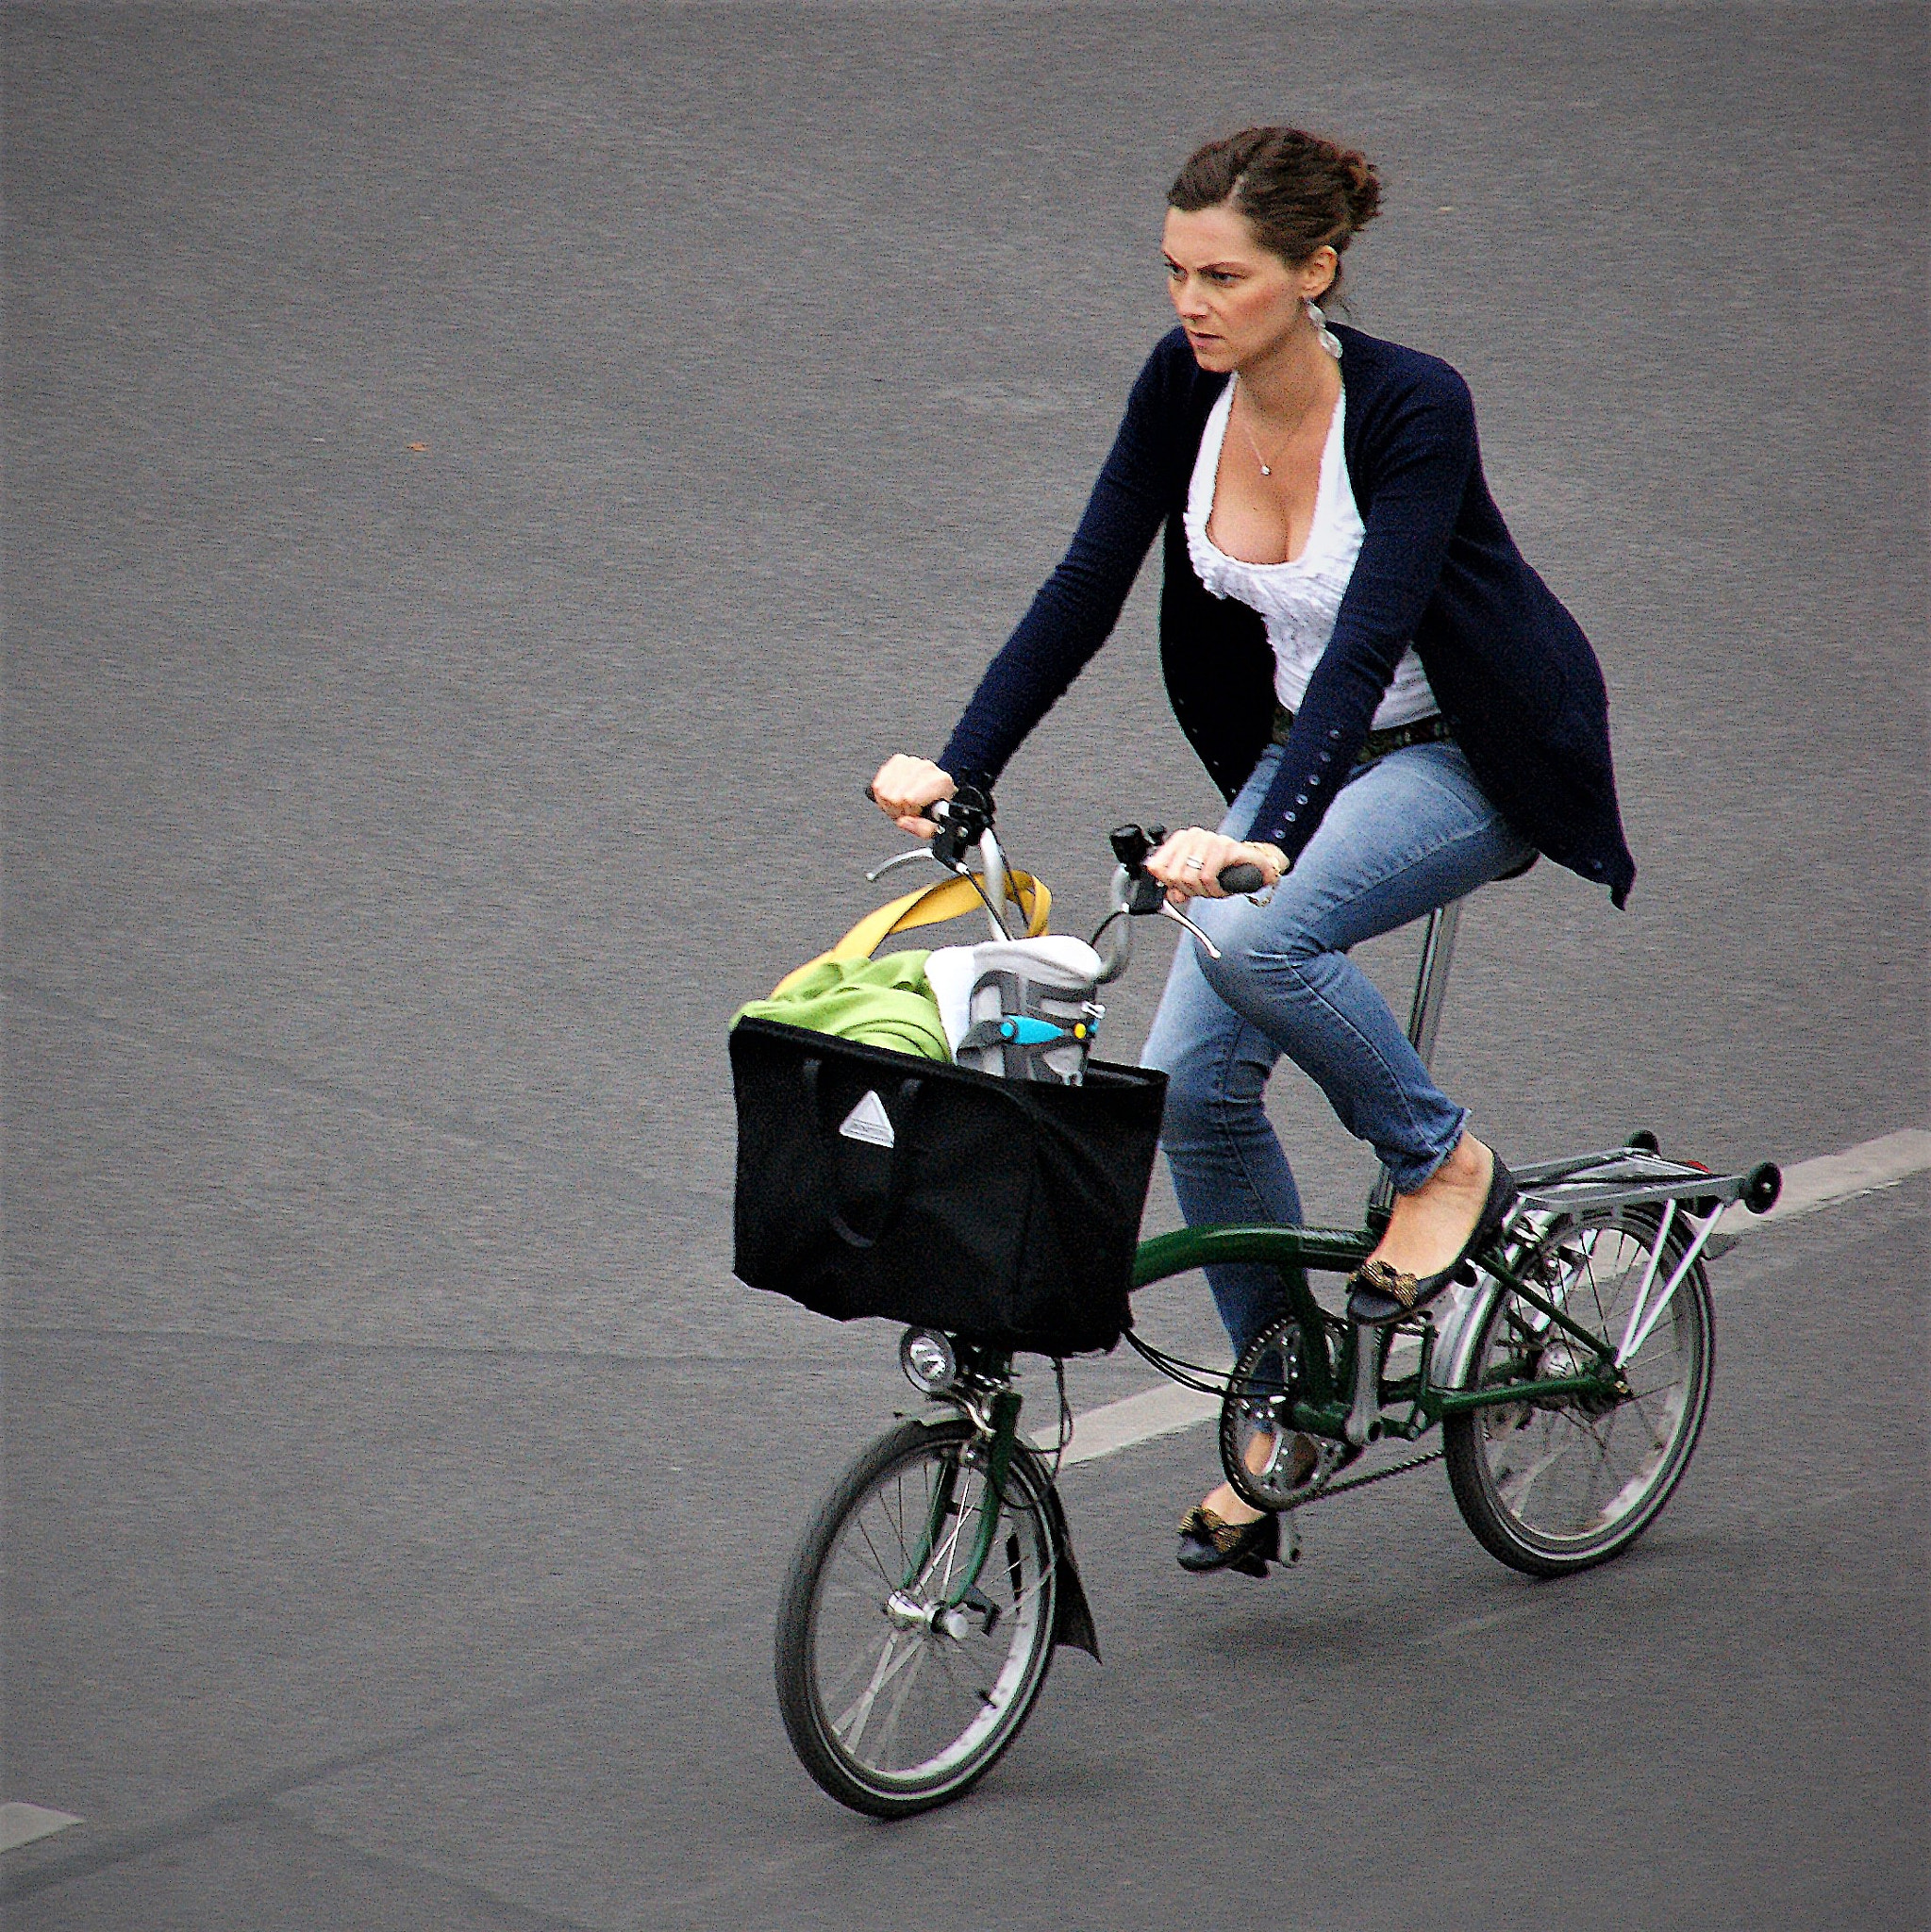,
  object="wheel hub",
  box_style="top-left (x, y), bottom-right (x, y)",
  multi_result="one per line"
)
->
top-left (885, 1591), bottom-right (986, 1643)
top-left (886, 1589), bottom-right (939, 1633)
